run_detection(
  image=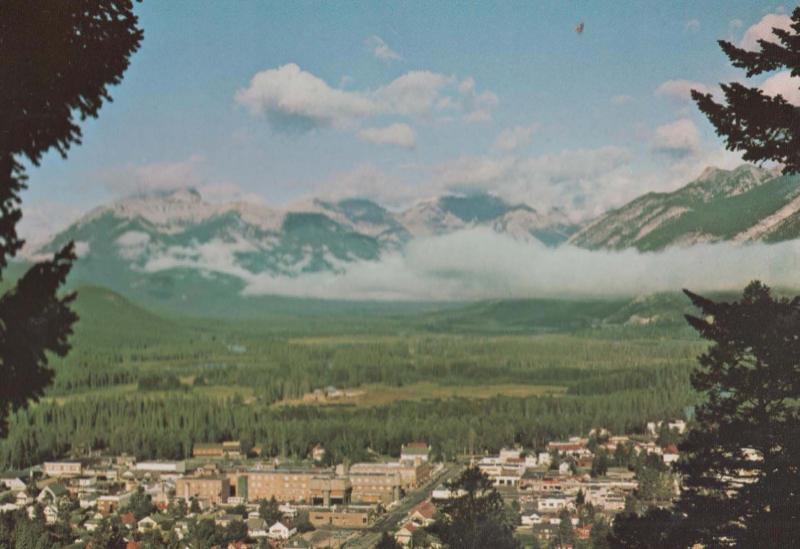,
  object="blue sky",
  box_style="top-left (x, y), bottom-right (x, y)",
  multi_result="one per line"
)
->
top-left (19, 1), bottom-right (799, 244)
